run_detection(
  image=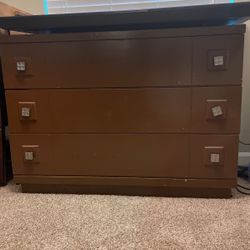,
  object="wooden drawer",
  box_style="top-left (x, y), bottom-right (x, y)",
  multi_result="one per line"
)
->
top-left (10, 134), bottom-right (238, 179)
top-left (1, 37), bottom-right (192, 89)
top-left (189, 135), bottom-right (238, 179)
top-left (6, 88), bottom-right (191, 133)
top-left (6, 86), bottom-right (241, 134)
top-left (192, 35), bottom-right (244, 86)
top-left (10, 134), bottom-right (189, 177)
top-left (191, 86), bottom-right (242, 133)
